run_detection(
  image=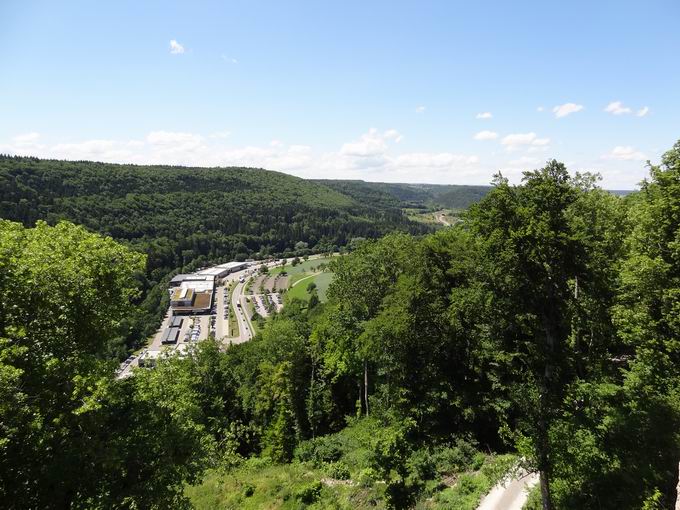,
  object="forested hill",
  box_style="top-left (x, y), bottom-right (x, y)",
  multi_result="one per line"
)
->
top-left (0, 156), bottom-right (430, 281)
top-left (315, 179), bottom-right (633, 210)
top-left (0, 156), bottom-right (431, 353)
top-left (314, 179), bottom-right (493, 209)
